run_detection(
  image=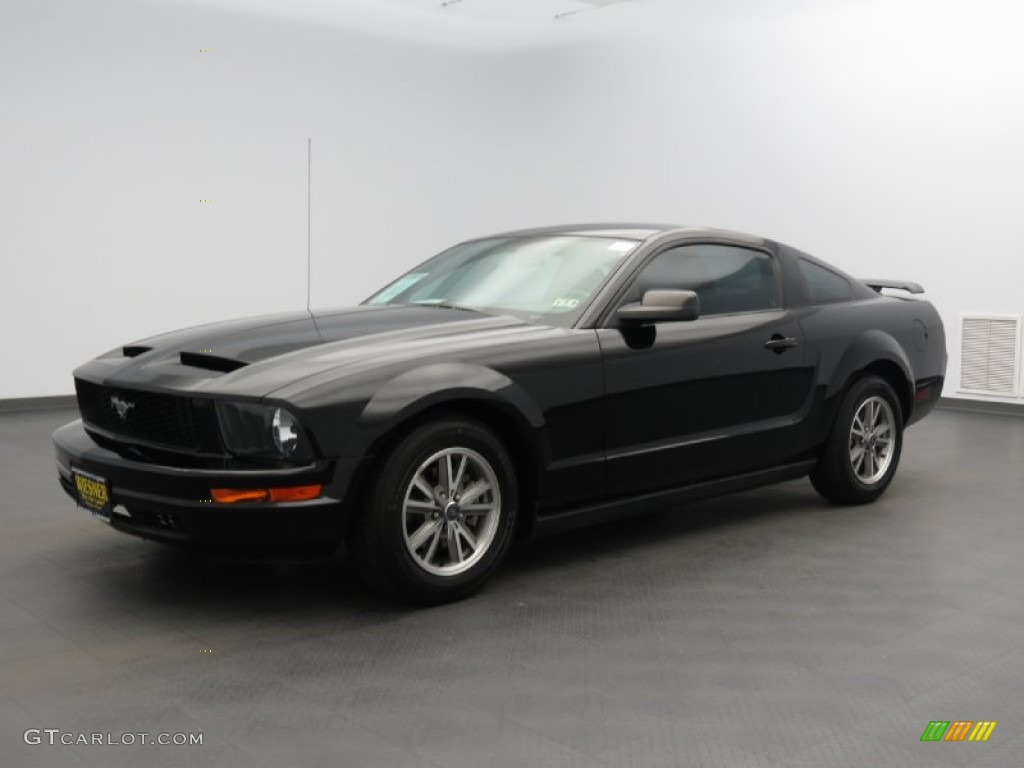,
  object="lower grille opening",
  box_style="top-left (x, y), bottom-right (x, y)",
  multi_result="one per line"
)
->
top-left (152, 512), bottom-right (185, 531)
